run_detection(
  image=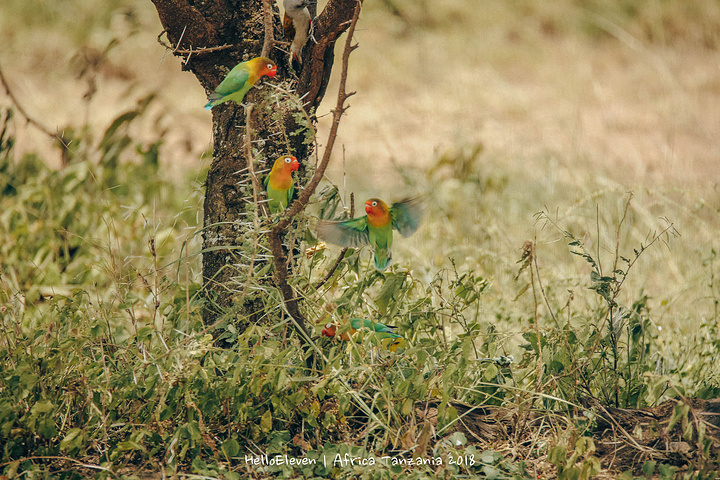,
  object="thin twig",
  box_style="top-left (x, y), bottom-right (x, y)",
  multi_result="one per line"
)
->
top-left (314, 189), bottom-right (354, 290)
top-left (241, 104), bottom-right (266, 300)
top-left (269, 83), bottom-right (318, 140)
top-left (0, 63), bottom-right (65, 142)
top-left (532, 240), bottom-right (560, 329)
top-left (315, 248), bottom-right (348, 290)
top-left (612, 192), bottom-right (634, 275)
top-left (156, 29), bottom-right (237, 56)
top-left (244, 104), bottom-right (269, 218)
top-left (525, 240), bottom-right (544, 396)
